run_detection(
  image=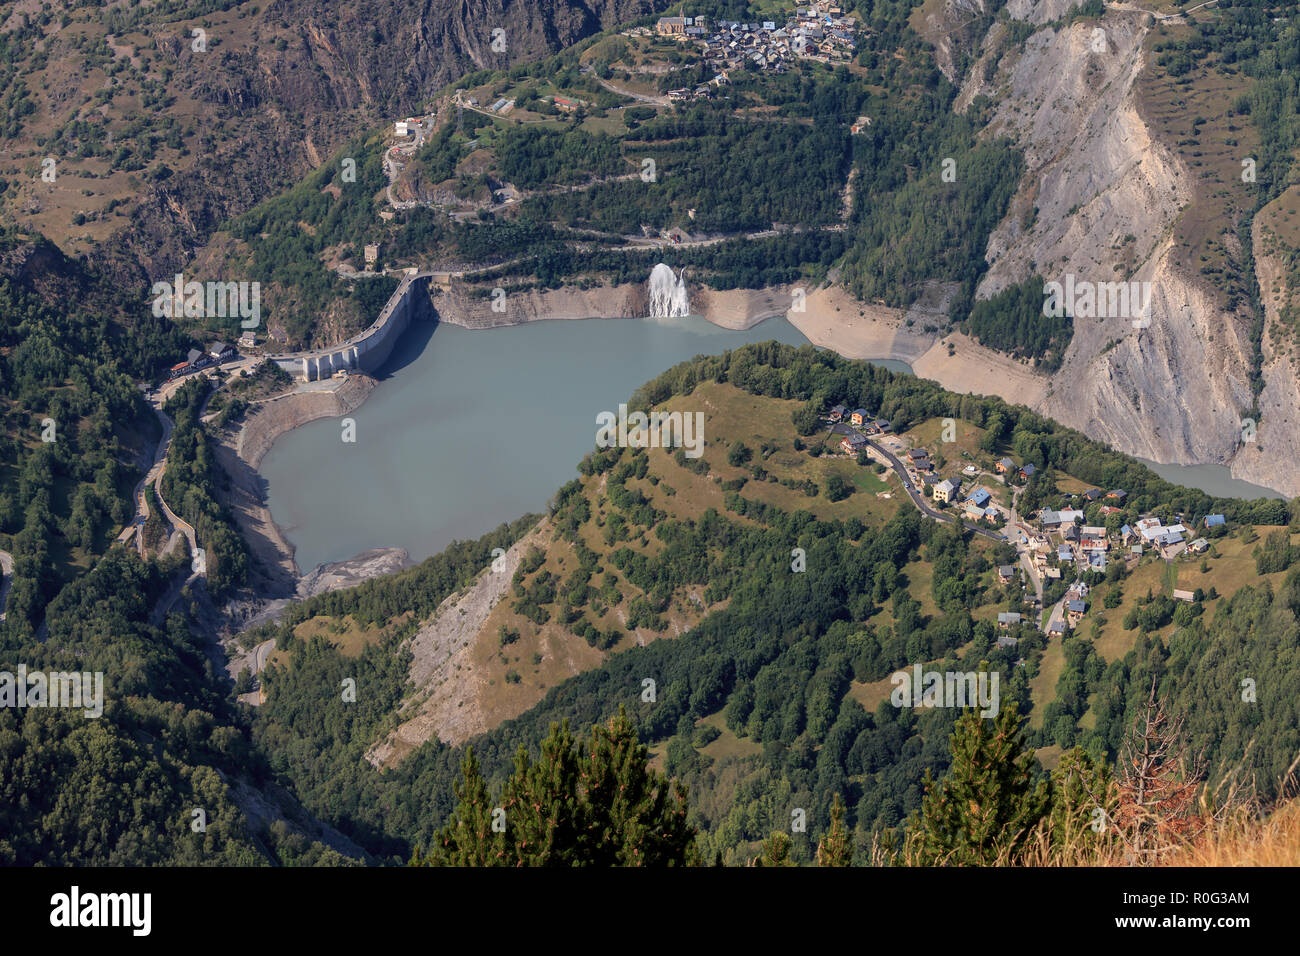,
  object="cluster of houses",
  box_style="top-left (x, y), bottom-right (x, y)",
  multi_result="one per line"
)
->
top-left (1121, 516), bottom-right (1213, 558)
top-left (652, 3), bottom-right (860, 78)
top-left (927, 475), bottom-right (1000, 523)
top-left (167, 341), bottom-right (236, 381)
top-left (831, 405), bottom-right (891, 457)
top-left (1031, 499), bottom-right (1219, 569)
top-left (1024, 498), bottom-right (1227, 634)
top-left (995, 457), bottom-right (1037, 483)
